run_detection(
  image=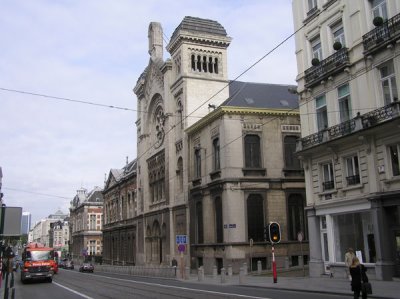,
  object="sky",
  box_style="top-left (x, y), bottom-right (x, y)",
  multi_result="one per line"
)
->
top-left (0, 0), bottom-right (297, 225)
